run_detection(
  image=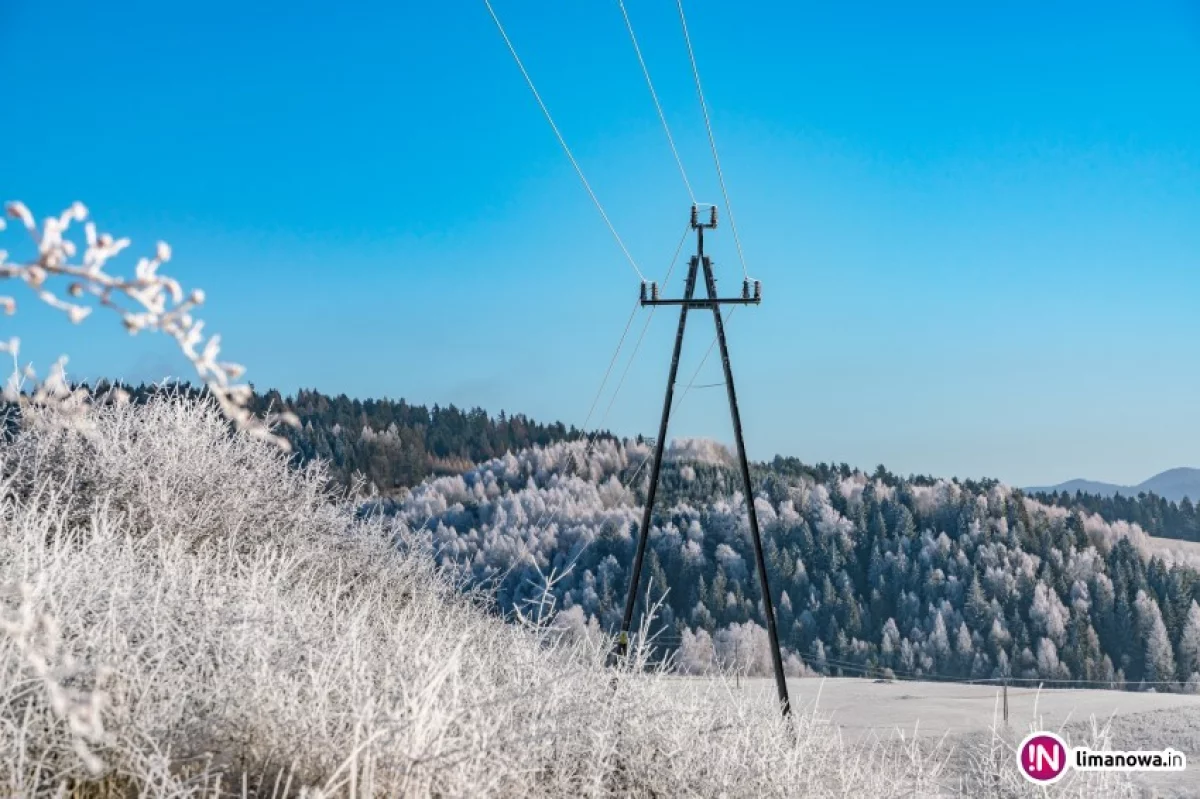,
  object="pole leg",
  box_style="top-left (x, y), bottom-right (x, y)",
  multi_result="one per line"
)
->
top-left (701, 255), bottom-right (791, 716)
top-left (617, 256), bottom-right (701, 660)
